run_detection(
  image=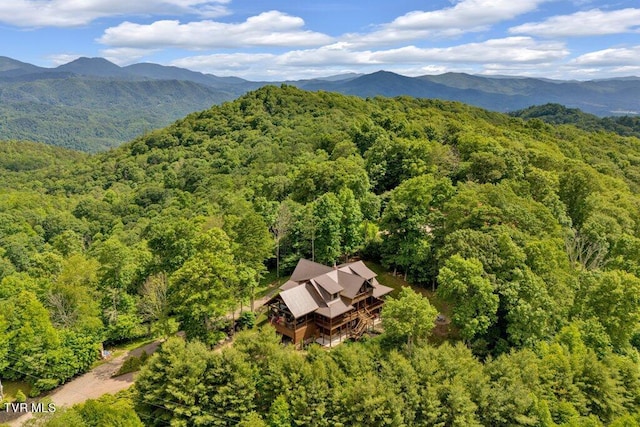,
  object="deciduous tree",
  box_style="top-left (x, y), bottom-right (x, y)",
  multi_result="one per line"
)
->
top-left (170, 228), bottom-right (238, 344)
top-left (437, 255), bottom-right (498, 342)
top-left (383, 287), bottom-right (437, 353)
